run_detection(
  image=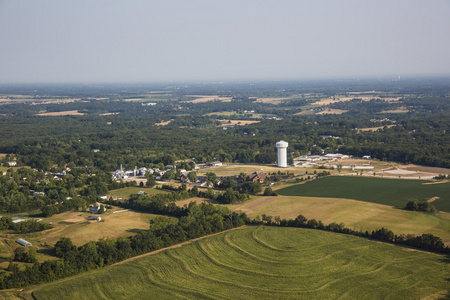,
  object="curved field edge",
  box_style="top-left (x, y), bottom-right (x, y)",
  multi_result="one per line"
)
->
top-left (31, 226), bottom-right (450, 300)
top-left (230, 195), bottom-right (450, 245)
top-left (276, 176), bottom-right (450, 212)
